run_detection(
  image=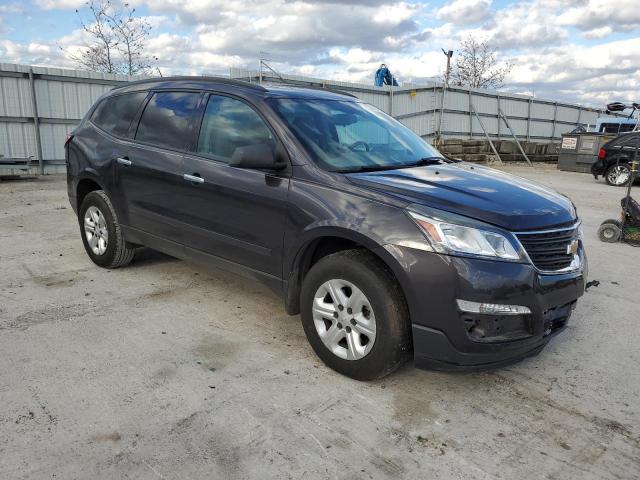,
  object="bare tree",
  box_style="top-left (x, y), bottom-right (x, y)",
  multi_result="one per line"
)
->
top-left (449, 36), bottom-right (513, 89)
top-left (69, 0), bottom-right (119, 73)
top-left (65, 0), bottom-right (157, 75)
top-left (104, 2), bottom-right (157, 75)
